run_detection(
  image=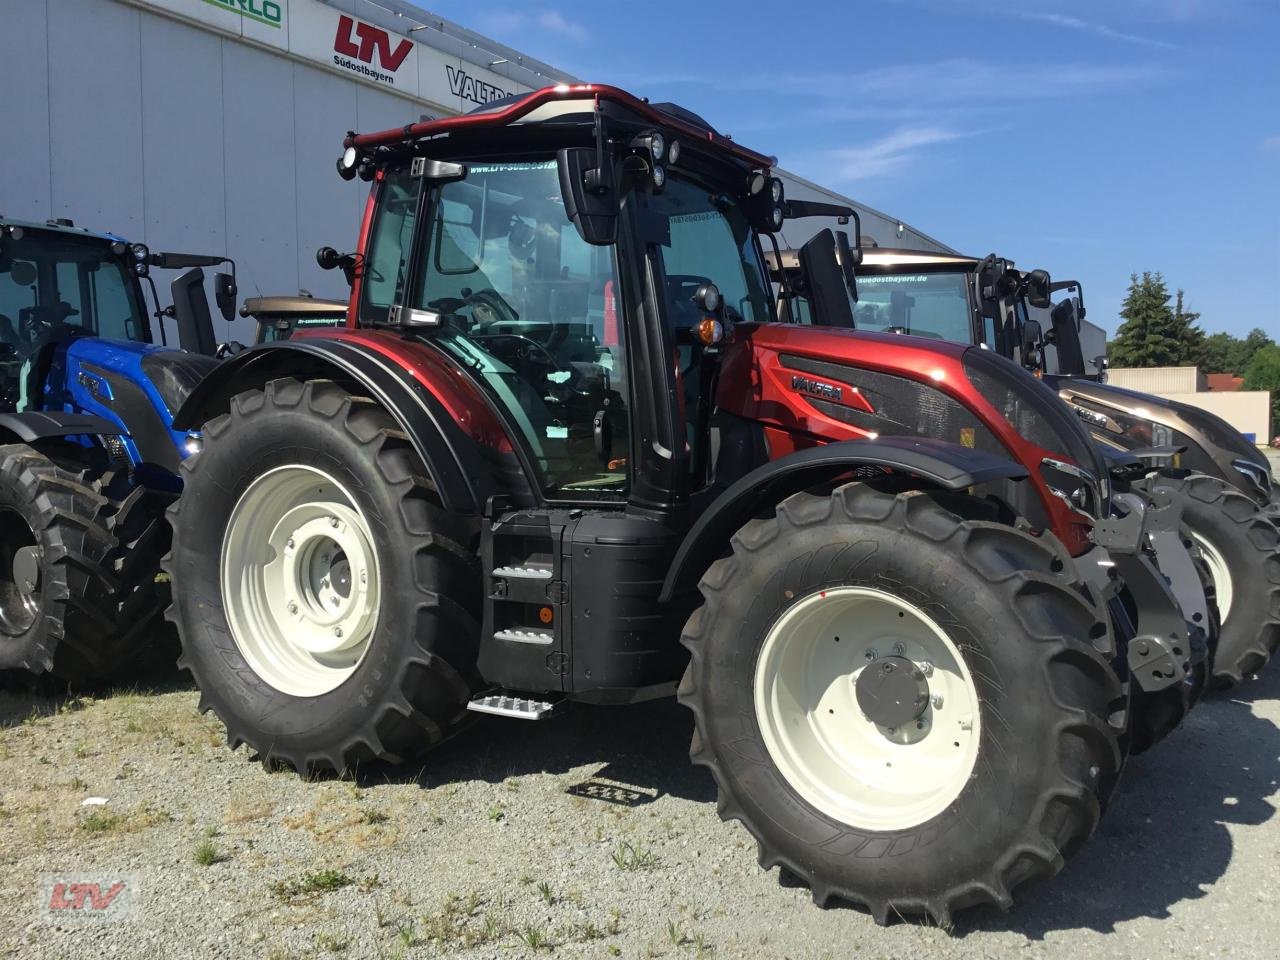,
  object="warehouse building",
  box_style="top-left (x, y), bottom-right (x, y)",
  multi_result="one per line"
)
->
top-left (3, 0), bottom-right (949, 342)
top-left (1106, 366), bottom-right (1272, 443)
